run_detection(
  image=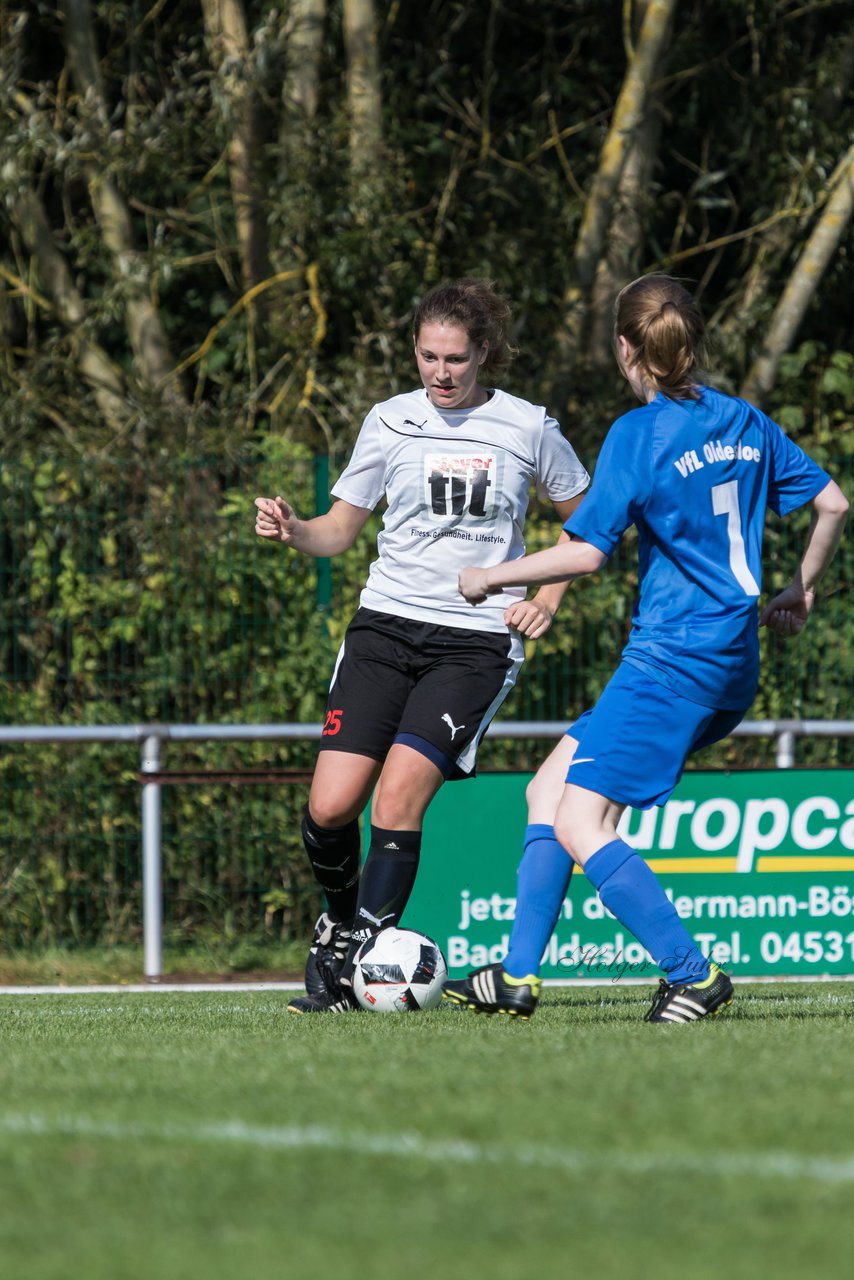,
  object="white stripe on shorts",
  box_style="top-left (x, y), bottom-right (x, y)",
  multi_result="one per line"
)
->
top-left (454, 631), bottom-right (524, 776)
